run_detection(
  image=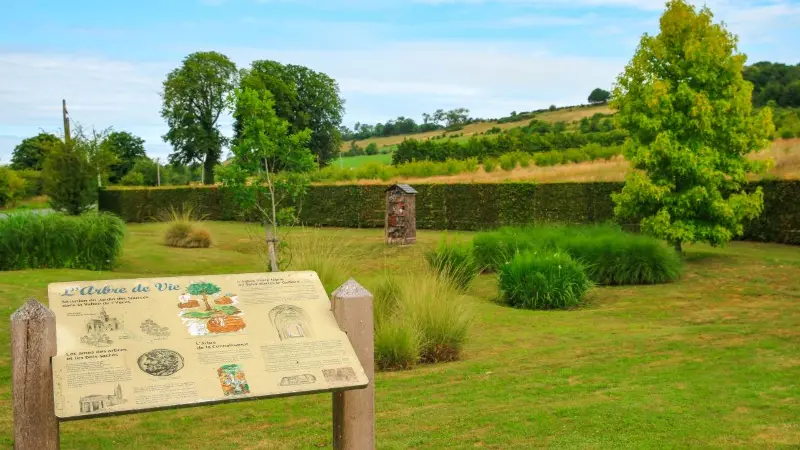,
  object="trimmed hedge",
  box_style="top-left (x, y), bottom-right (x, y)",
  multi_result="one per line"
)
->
top-left (99, 180), bottom-right (800, 245)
